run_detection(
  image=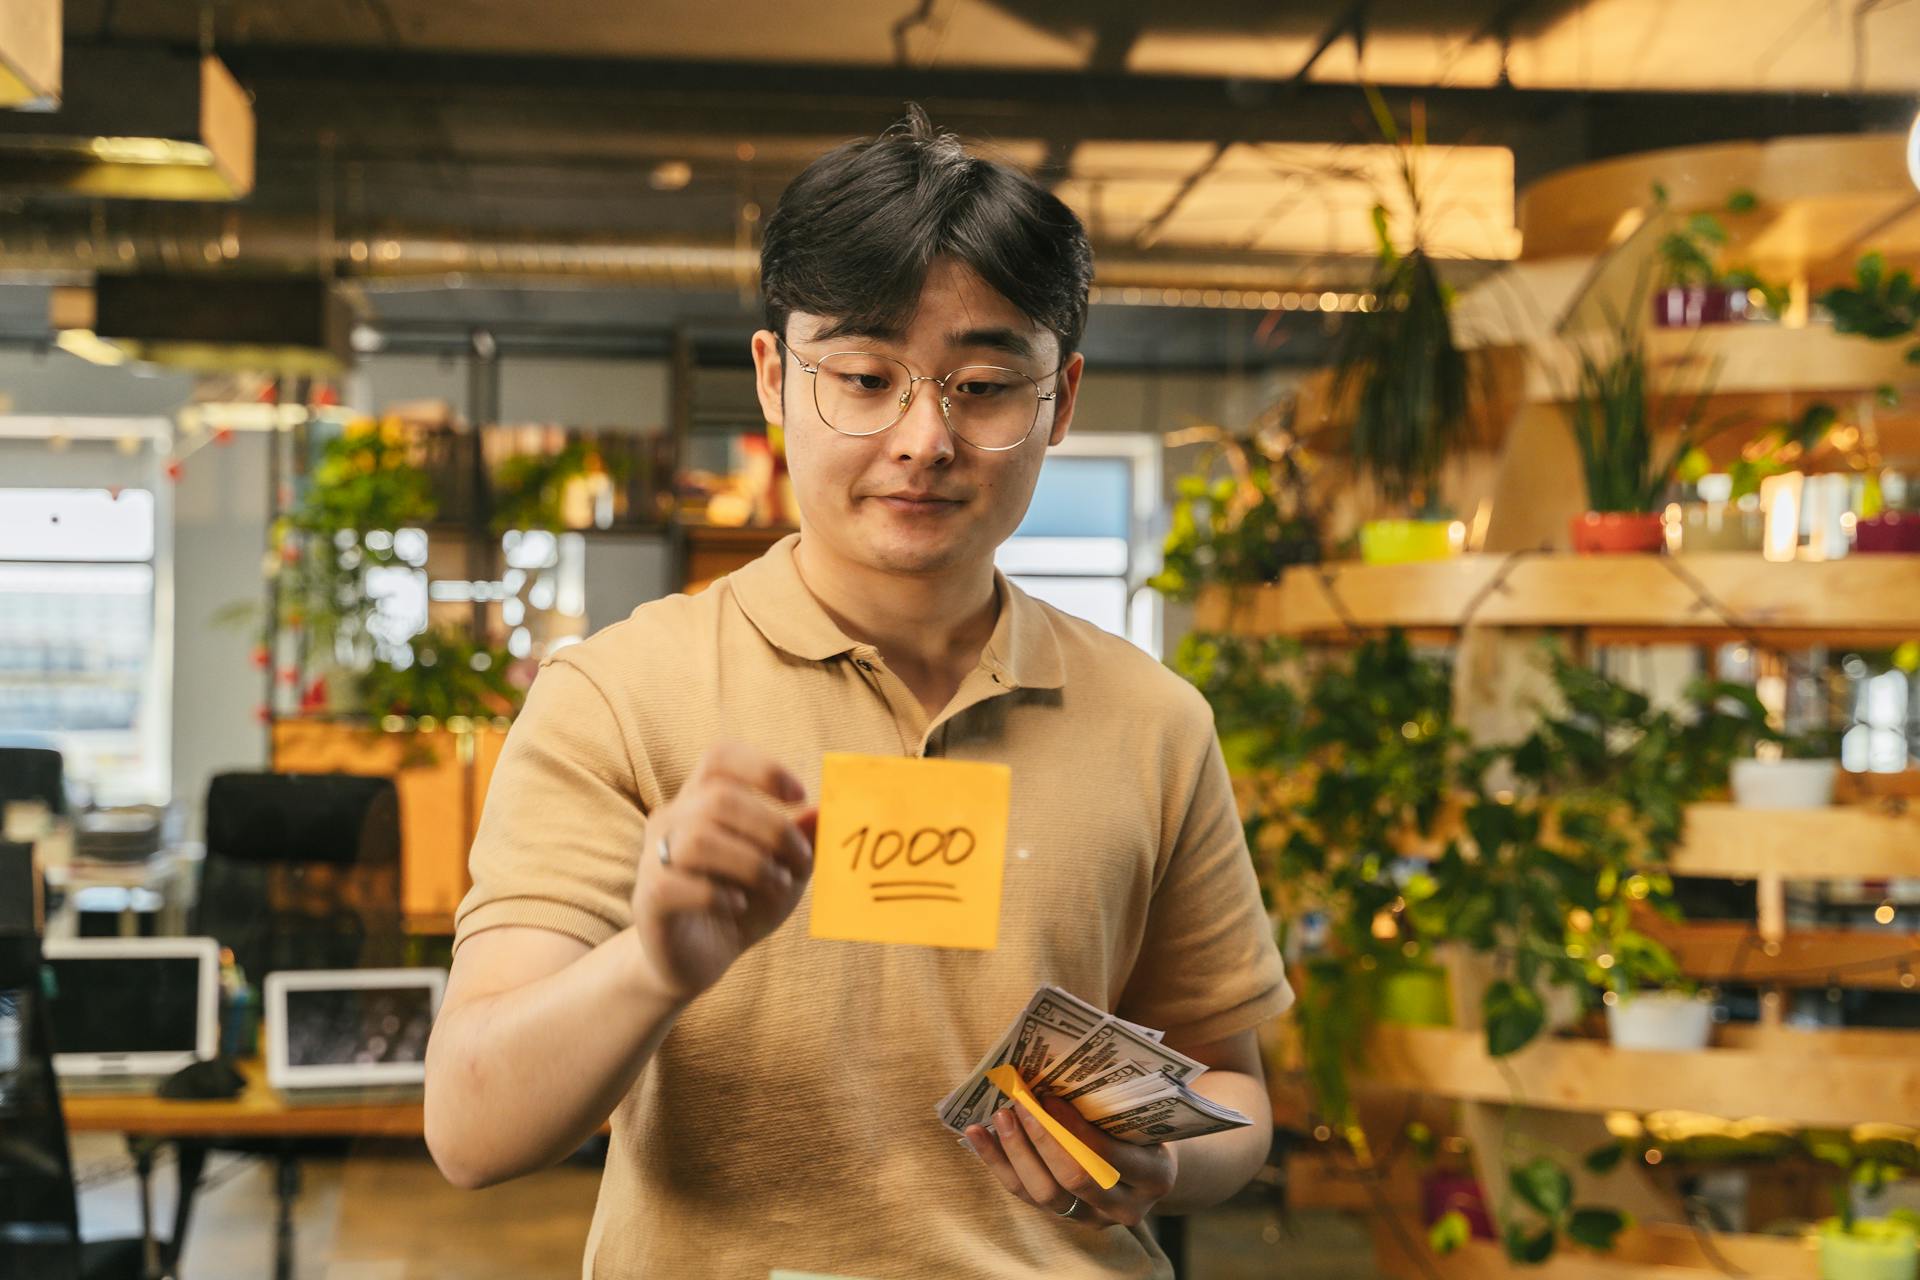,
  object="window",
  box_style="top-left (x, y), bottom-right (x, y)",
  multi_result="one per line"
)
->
top-left (998, 435), bottom-right (1163, 655)
top-left (0, 488), bottom-right (168, 804)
